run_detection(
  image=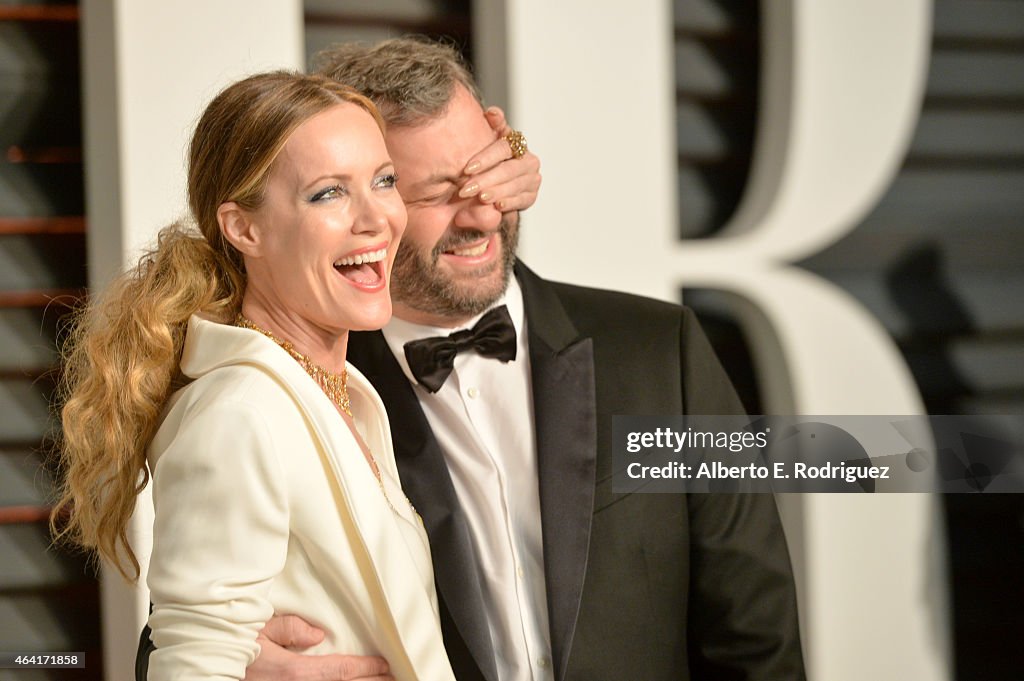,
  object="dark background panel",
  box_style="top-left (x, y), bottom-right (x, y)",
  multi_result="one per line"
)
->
top-left (0, 4), bottom-right (99, 680)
